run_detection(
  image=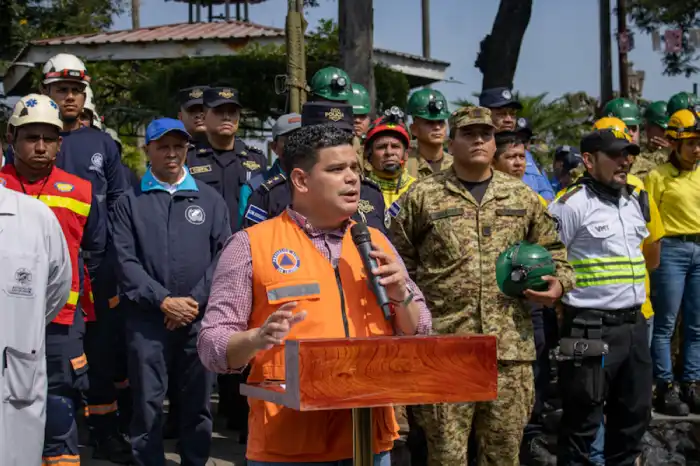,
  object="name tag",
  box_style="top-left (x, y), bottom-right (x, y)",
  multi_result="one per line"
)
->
top-left (429, 207), bottom-right (464, 220)
top-left (190, 165), bottom-right (212, 174)
top-left (496, 208), bottom-right (527, 216)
